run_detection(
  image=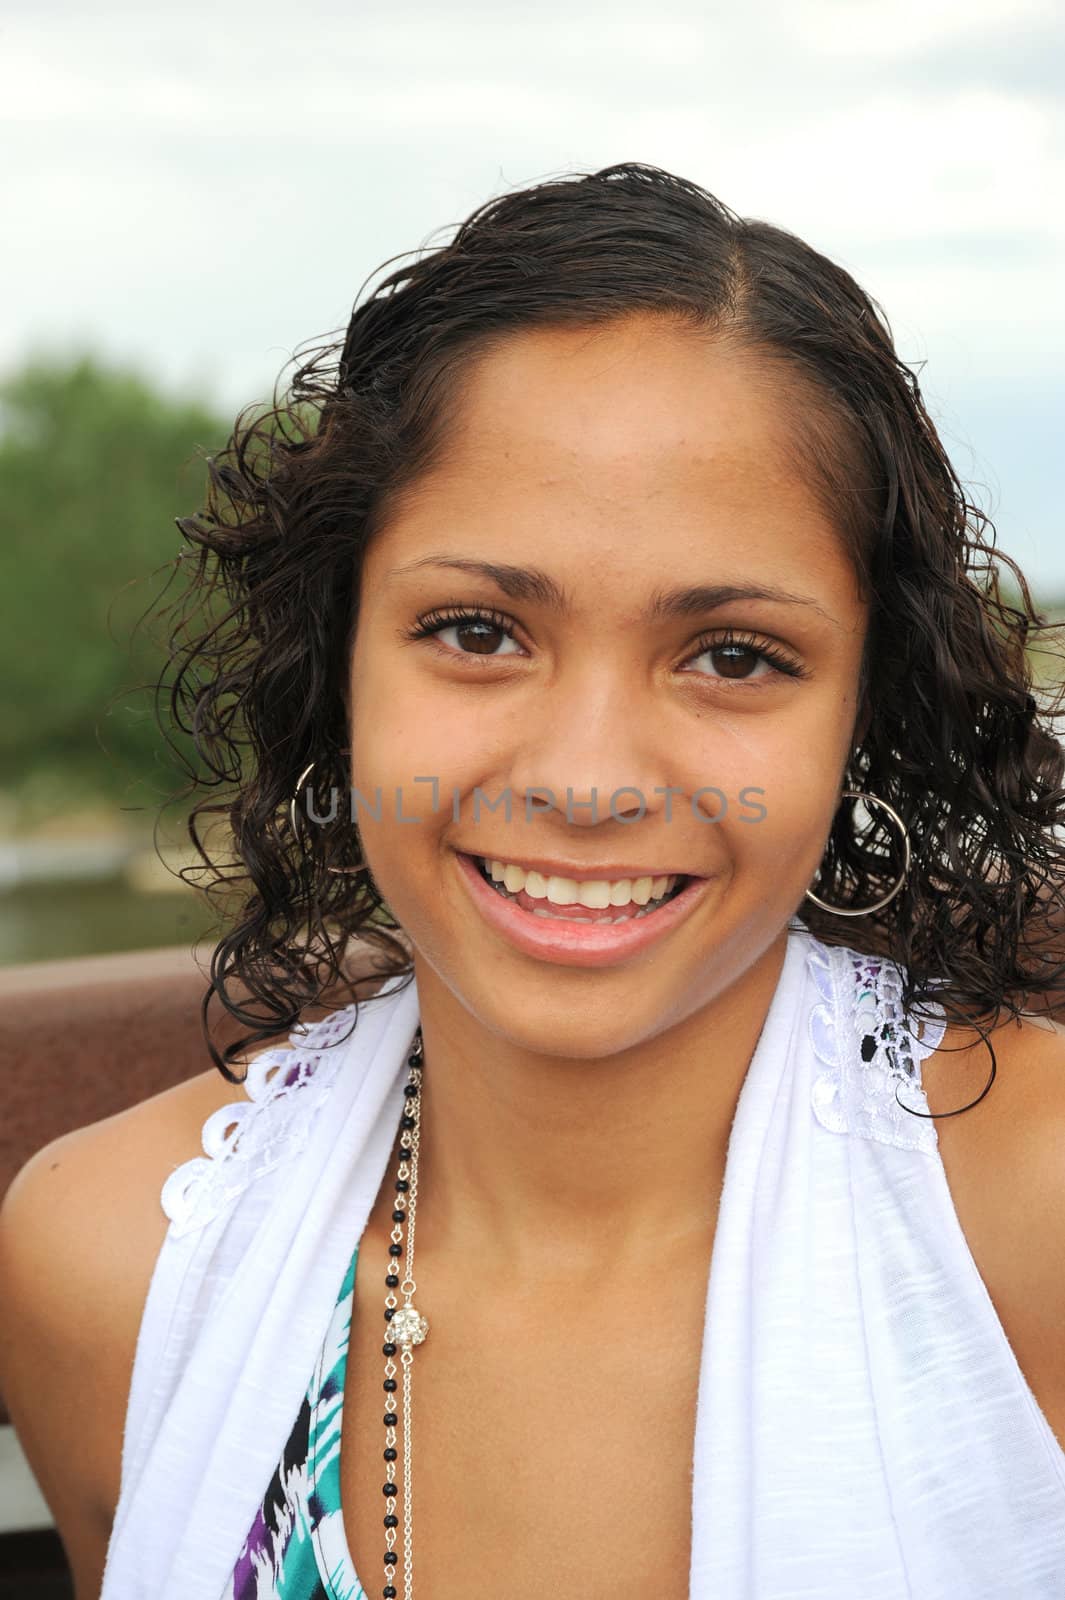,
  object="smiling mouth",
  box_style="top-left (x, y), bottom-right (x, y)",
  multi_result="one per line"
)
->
top-left (469, 854), bottom-right (692, 923)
